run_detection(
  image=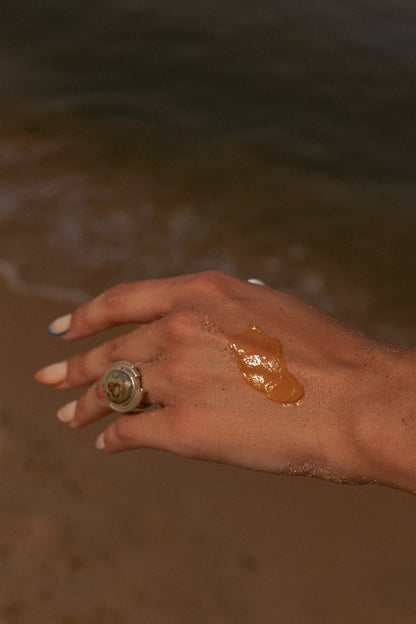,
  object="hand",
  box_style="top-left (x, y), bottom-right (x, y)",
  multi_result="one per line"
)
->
top-left (35, 271), bottom-right (416, 493)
